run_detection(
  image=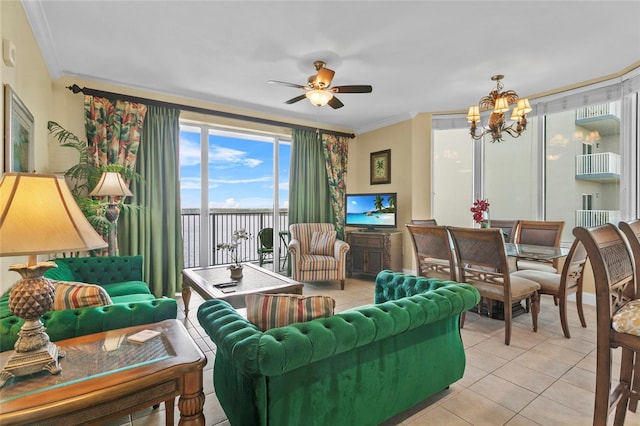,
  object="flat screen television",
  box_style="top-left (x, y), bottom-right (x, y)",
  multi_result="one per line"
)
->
top-left (345, 192), bottom-right (397, 230)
